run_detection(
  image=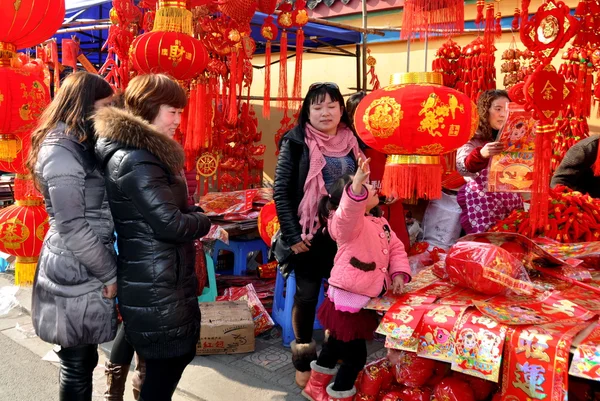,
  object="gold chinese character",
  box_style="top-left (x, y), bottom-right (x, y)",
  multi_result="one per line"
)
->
top-left (448, 124), bottom-right (460, 136)
top-left (426, 305), bottom-right (456, 323)
top-left (512, 362), bottom-right (547, 399)
top-left (515, 329), bottom-right (551, 362)
top-left (391, 306), bottom-right (414, 324)
top-left (540, 299), bottom-right (577, 317)
top-left (541, 80), bottom-right (557, 100)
